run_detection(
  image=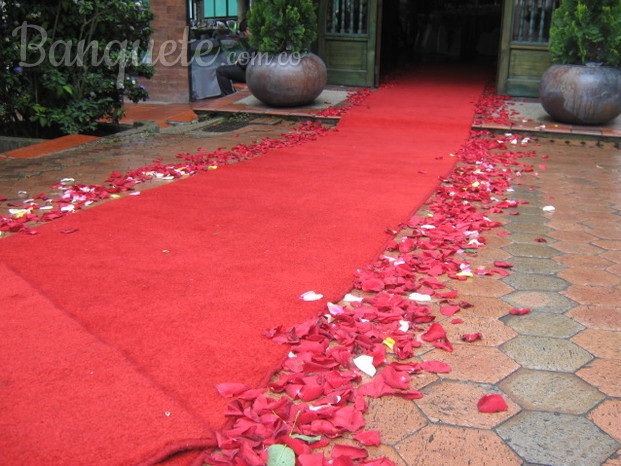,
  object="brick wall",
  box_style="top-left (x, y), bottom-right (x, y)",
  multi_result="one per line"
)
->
top-left (141, 0), bottom-right (190, 103)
